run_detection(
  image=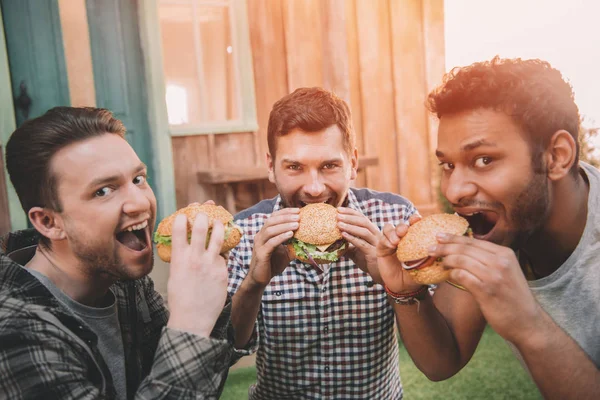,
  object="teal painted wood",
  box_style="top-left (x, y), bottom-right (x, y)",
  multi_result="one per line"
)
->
top-left (1, 0), bottom-right (70, 126)
top-left (1, 0), bottom-right (70, 230)
top-left (0, 5), bottom-right (26, 231)
top-left (85, 0), bottom-right (160, 220)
